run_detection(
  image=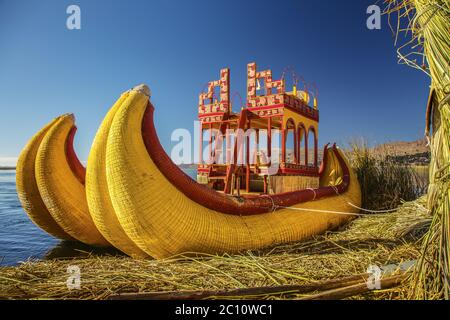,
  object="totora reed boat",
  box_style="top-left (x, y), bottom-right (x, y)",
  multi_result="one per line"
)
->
top-left (16, 62), bottom-right (361, 259)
